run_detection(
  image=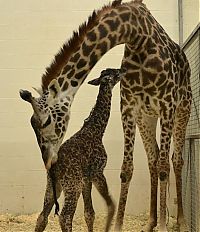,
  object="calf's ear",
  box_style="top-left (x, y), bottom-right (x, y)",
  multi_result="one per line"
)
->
top-left (88, 78), bottom-right (101, 86)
